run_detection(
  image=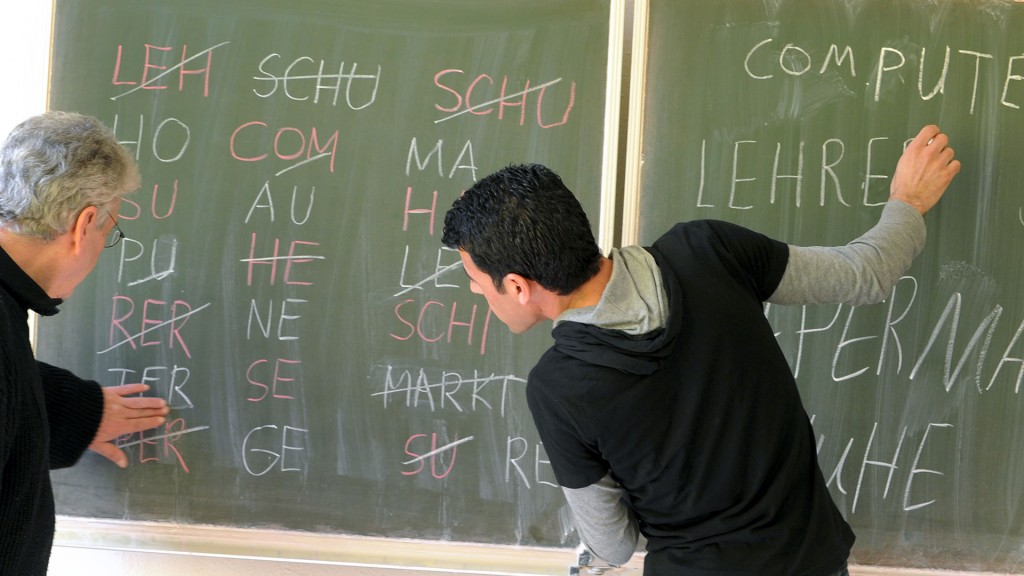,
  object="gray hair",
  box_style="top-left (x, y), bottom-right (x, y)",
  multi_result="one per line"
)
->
top-left (0, 111), bottom-right (139, 240)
